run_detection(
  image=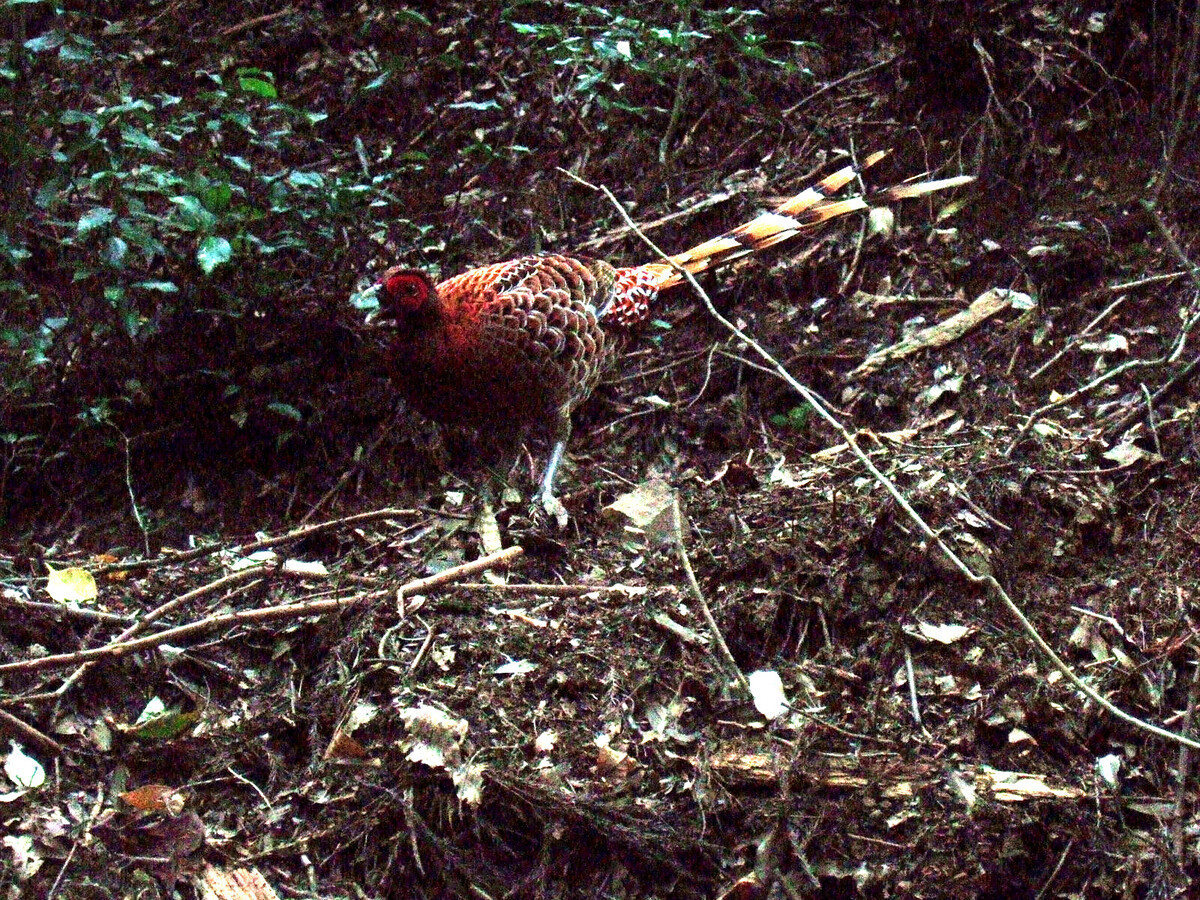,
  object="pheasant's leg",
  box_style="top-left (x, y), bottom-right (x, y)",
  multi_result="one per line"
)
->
top-left (536, 439), bottom-right (567, 507)
top-left (534, 411), bottom-right (573, 524)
